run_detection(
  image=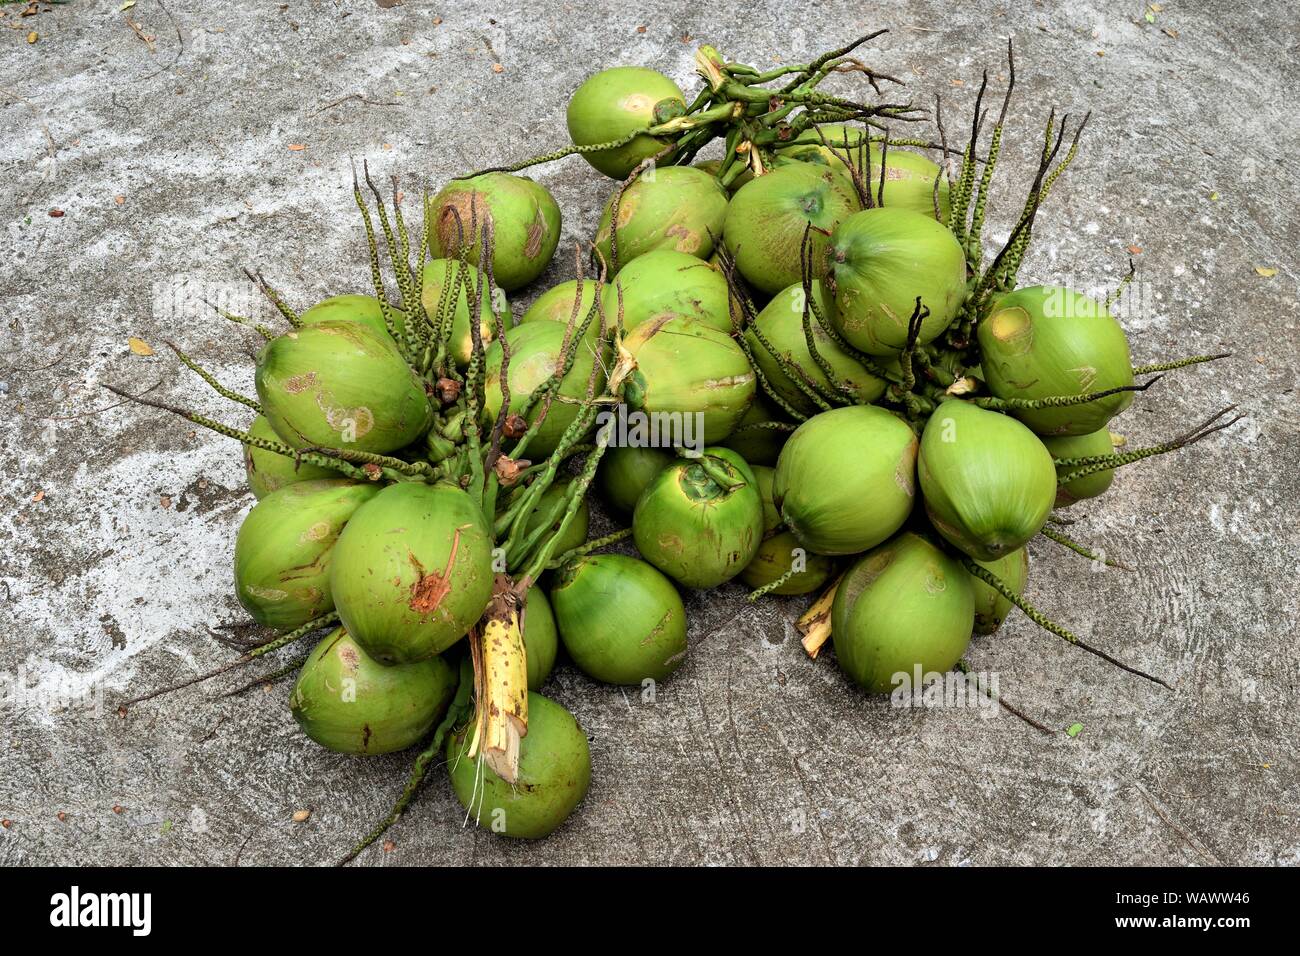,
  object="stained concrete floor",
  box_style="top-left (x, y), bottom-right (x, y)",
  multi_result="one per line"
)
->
top-left (1, 0), bottom-right (1297, 866)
